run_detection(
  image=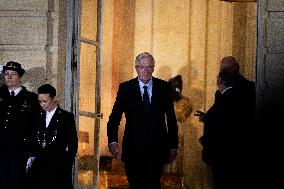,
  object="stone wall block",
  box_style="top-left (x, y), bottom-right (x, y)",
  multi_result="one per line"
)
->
top-left (0, 0), bottom-right (48, 10)
top-left (0, 17), bottom-right (47, 45)
top-left (265, 54), bottom-right (284, 88)
top-left (267, 16), bottom-right (284, 53)
top-left (268, 0), bottom-right (284, 11)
